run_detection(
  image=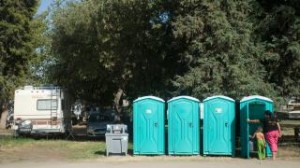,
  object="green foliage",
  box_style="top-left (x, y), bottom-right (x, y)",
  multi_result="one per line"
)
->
top-left (48, 0), bottom-right (176, 104)
top-left (49, 0), bottom-right (124, 104)
top-left (27, 12), bottom-right (51, 85)
top-left (0, 0), bottom-right (39, 101)
top-left (254, 0), bottom-right (300, 97)
top-left (170, 0), bottom-right (276, 100)
top-left (44, 0), bottom-right (300, 107)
